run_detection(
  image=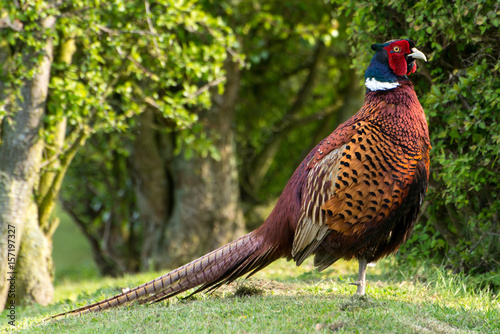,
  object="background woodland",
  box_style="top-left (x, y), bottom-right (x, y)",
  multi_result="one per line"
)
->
top-left (0, 0), bottom-right (498, 310)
